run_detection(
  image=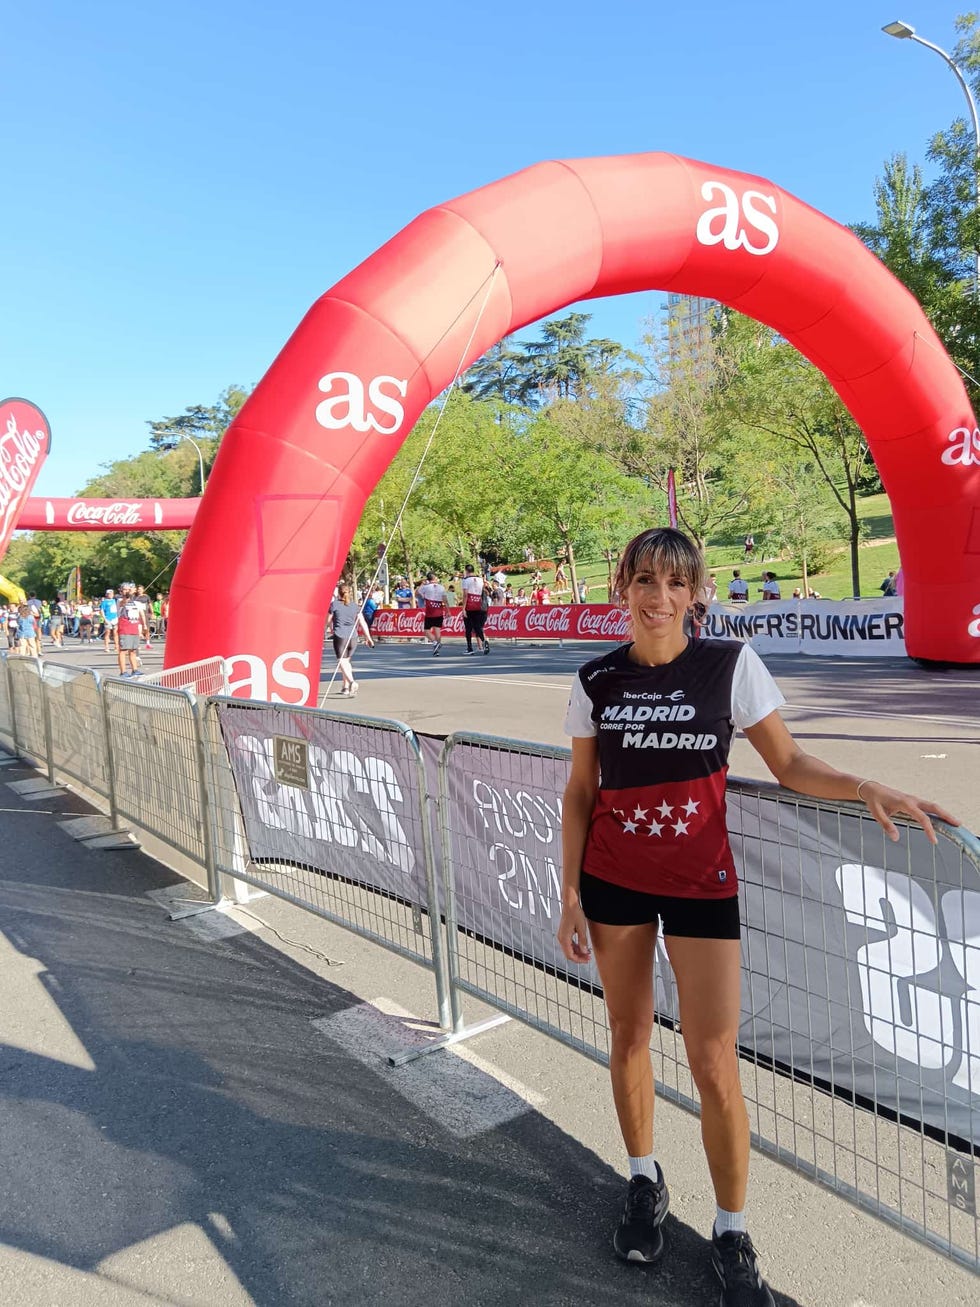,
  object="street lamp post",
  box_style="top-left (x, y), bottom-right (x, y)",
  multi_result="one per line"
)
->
top-left (180, 434), bottom-right (206, 496)
top-left (883, 19), bottom-right (980, 295)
